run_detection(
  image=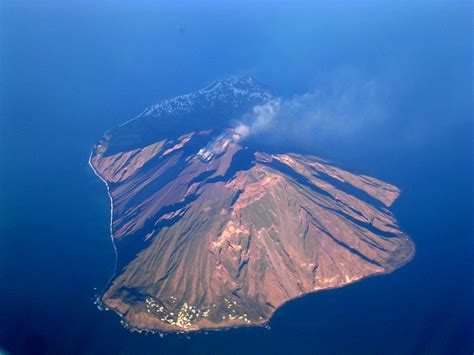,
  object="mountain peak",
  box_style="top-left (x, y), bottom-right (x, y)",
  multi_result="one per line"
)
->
top-left (99, 76), bottom-right (275, 155)
top-left (141, 76), bottom-right (274, 119)
top-left (204, 75), bottom-right (273, 94)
